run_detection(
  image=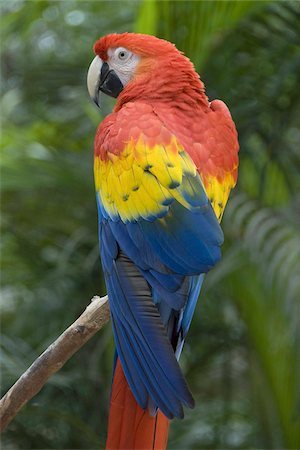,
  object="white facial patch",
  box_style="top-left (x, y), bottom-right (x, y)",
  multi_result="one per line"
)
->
top-left (107, 47), bottom-right (140, 87)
